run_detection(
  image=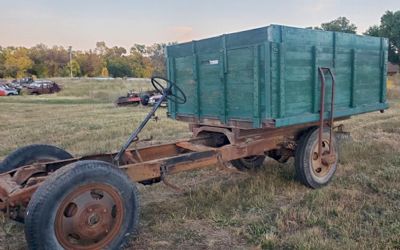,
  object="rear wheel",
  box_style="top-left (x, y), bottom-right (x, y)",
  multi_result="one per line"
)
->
top-left (0, 144), bottom-right (73, 173)
top-left (25, 160), bottom-right (140, 250)
top-left (295, 127), bottom-right (338, 188)
top-left (231, 155), bottom-right (266, 171)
